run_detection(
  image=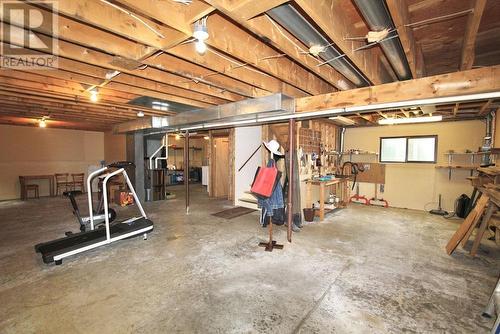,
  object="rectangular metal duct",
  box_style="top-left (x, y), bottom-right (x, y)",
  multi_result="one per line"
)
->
top-left (114, 93), bottom-right (295, 134)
